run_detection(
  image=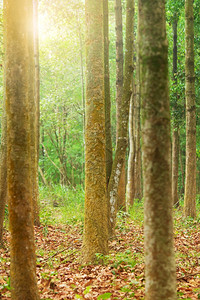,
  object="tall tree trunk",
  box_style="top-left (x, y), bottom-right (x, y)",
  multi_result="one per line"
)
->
top-left (33, 0), bottom-right (40, 224)
top-left (5, 0), bottom-right (40, 298)
top-left (139, 0), bottom-right (177, 298)
top-left (172, 129), bottom-right (179, 206)
top-left (115, 0), bottom-right (126, 209)
top-left (0, 100), bottom-right (7, 246)
top-left (77, 15), bottom-right (85, 187)
top-left (184, 0), bottom-right (196, 218)
top-left (134, 8), bottom-right (142, 200)
top-left (126, 91), bottom-right (135, 208)
top-left (115, 0), bottom-right (123, 139)
top-left (109, 0), bottom-right (134, 234)
top-left (179, 139), bottom-right (185, 195)
top-left (103, 0), bottom-right (113, 185)
top-left (29, 0), bottom-right (40, 226)
top-left (82, 0), bottom-right (108, 263)
top-left (172, 16), bottom-right (179, 207)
